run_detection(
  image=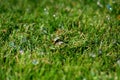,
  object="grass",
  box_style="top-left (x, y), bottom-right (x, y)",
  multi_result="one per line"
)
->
top-left (0, 0), bottom-right (120, 80)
